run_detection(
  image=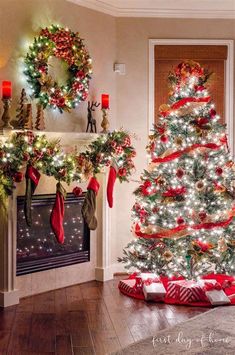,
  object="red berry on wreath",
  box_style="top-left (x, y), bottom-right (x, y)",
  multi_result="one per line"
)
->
top-left (160, 134), bottom-right (168, 143)
top-left (115, 146), bottom-right (123, 155)
top-left (73, 186), bottom-right (83, 197)
top-left (110, 141), bottom-right (117, 148)
top-left (14, 172), bottom-right (23, 183)
top-left (215, 167), bottom-right (223, 176)
top-left (123, 136), bottom-right (131, 147)
top-left (118, 167), bottom-right (127, 177)
top-left (177, 216), bottom-right (185, 225)
top-left (23, 153), bottom-right (29, 161)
